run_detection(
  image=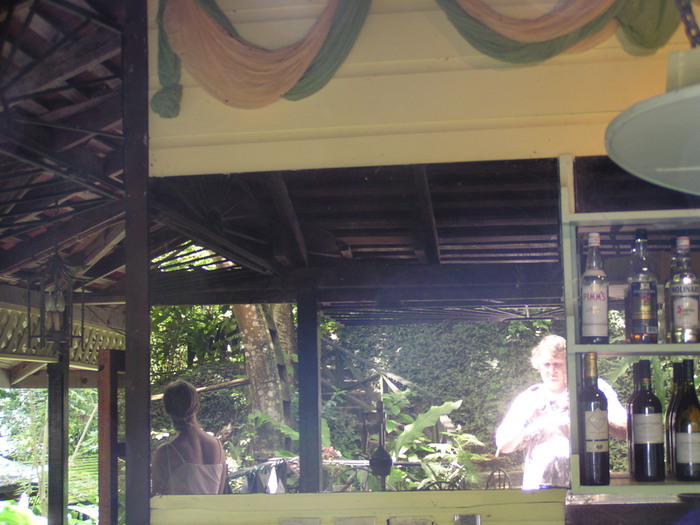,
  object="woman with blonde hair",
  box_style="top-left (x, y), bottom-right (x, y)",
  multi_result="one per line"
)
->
top-left (152, 380), bottom-right (227, 495)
